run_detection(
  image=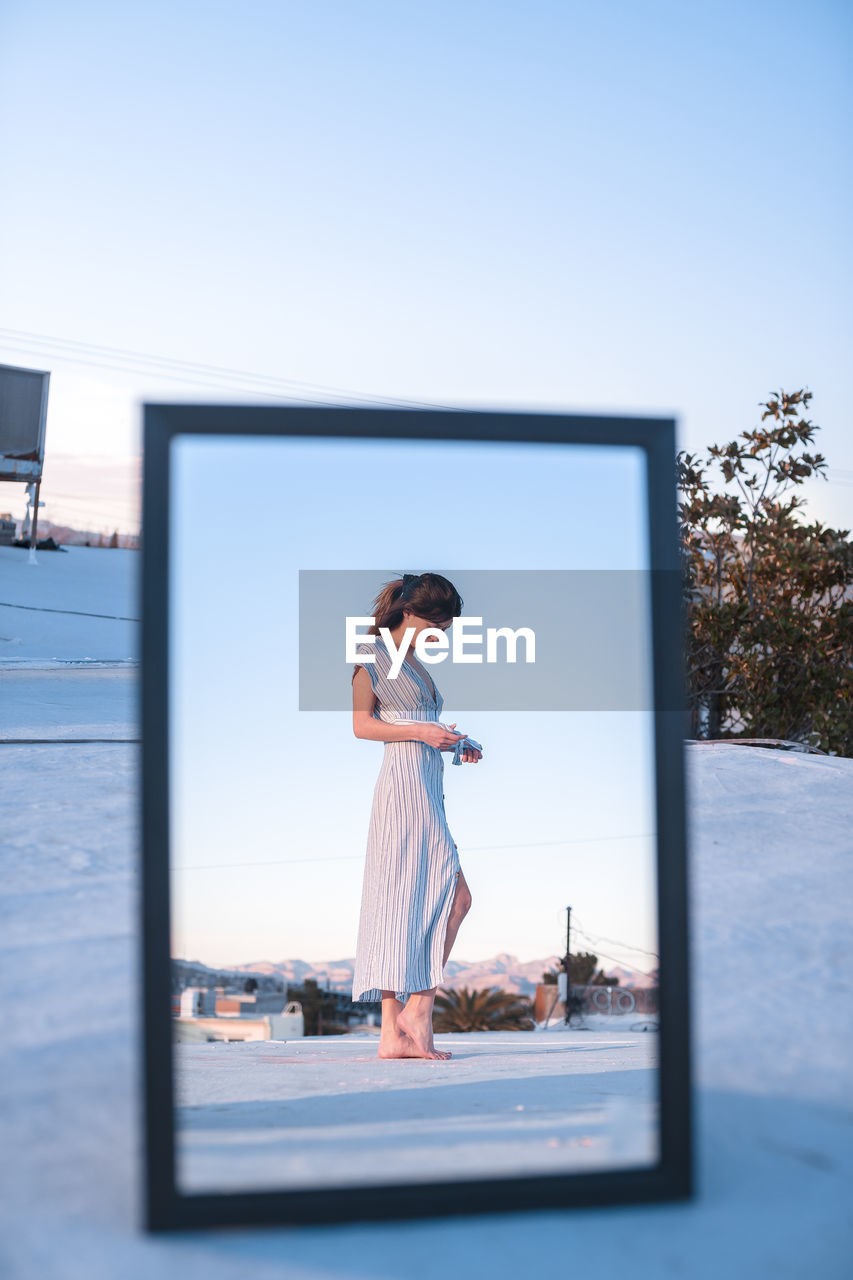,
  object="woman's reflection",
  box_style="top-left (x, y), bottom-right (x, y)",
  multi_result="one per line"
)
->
top-left (350, 572), bottom-right (481, 1059)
